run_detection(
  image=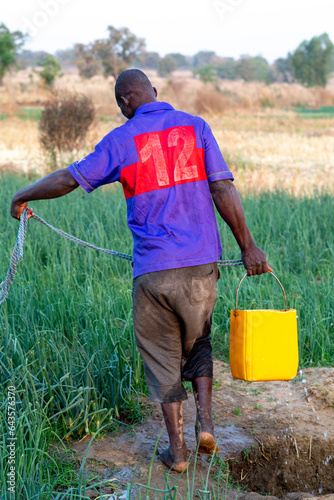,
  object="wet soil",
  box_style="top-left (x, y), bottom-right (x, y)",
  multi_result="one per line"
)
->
top-left (65, 361), bottom-right (334, 499)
